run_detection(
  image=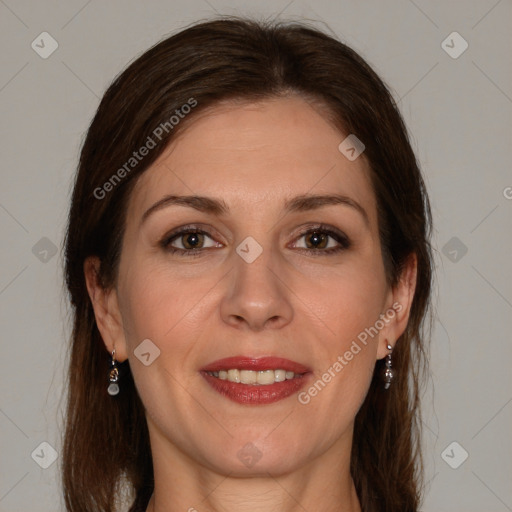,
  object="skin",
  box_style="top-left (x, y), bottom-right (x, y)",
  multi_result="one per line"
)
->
top-left (85, 95), bottom-right (417, 512)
